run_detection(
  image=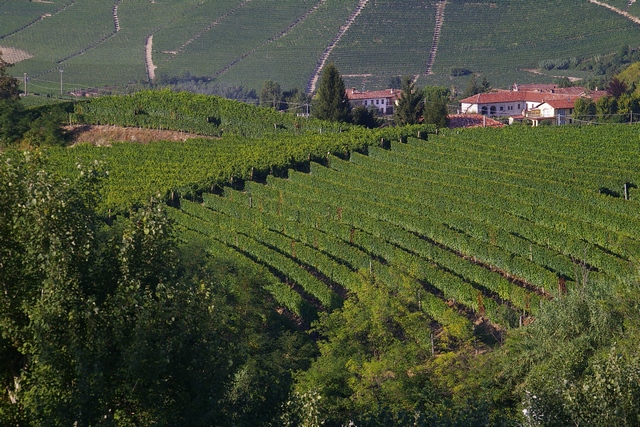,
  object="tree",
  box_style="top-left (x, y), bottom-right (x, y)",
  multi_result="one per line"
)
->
top-left (312, 63), bottom-right (351, 122)
top-left (0, 53), bottom-right (20, 101)
top-left (596, 95), bottom-right (618, 121)
top-left (282, 88), bottom-right (311, 114)
top-left (0, 53), bottom-right (24, 146)
top-left (393, 76), bottom-right (423, 125)
top-left (260, 80), bottom-right (282, 109)
top-left (573, 97), bottom-right (596, 122)
top-left (351, 105), bottom-right (381, 128)
top-left (607, 77), bottom-right (627, 98)
top-left (462, 75), bottom-right (480, 98)
top-left (423, 86), bottom-right (450, 128)
top-left (498, 280), bottom-right (640, 427)
top-left (0, 153), bottom-right (314, 426)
